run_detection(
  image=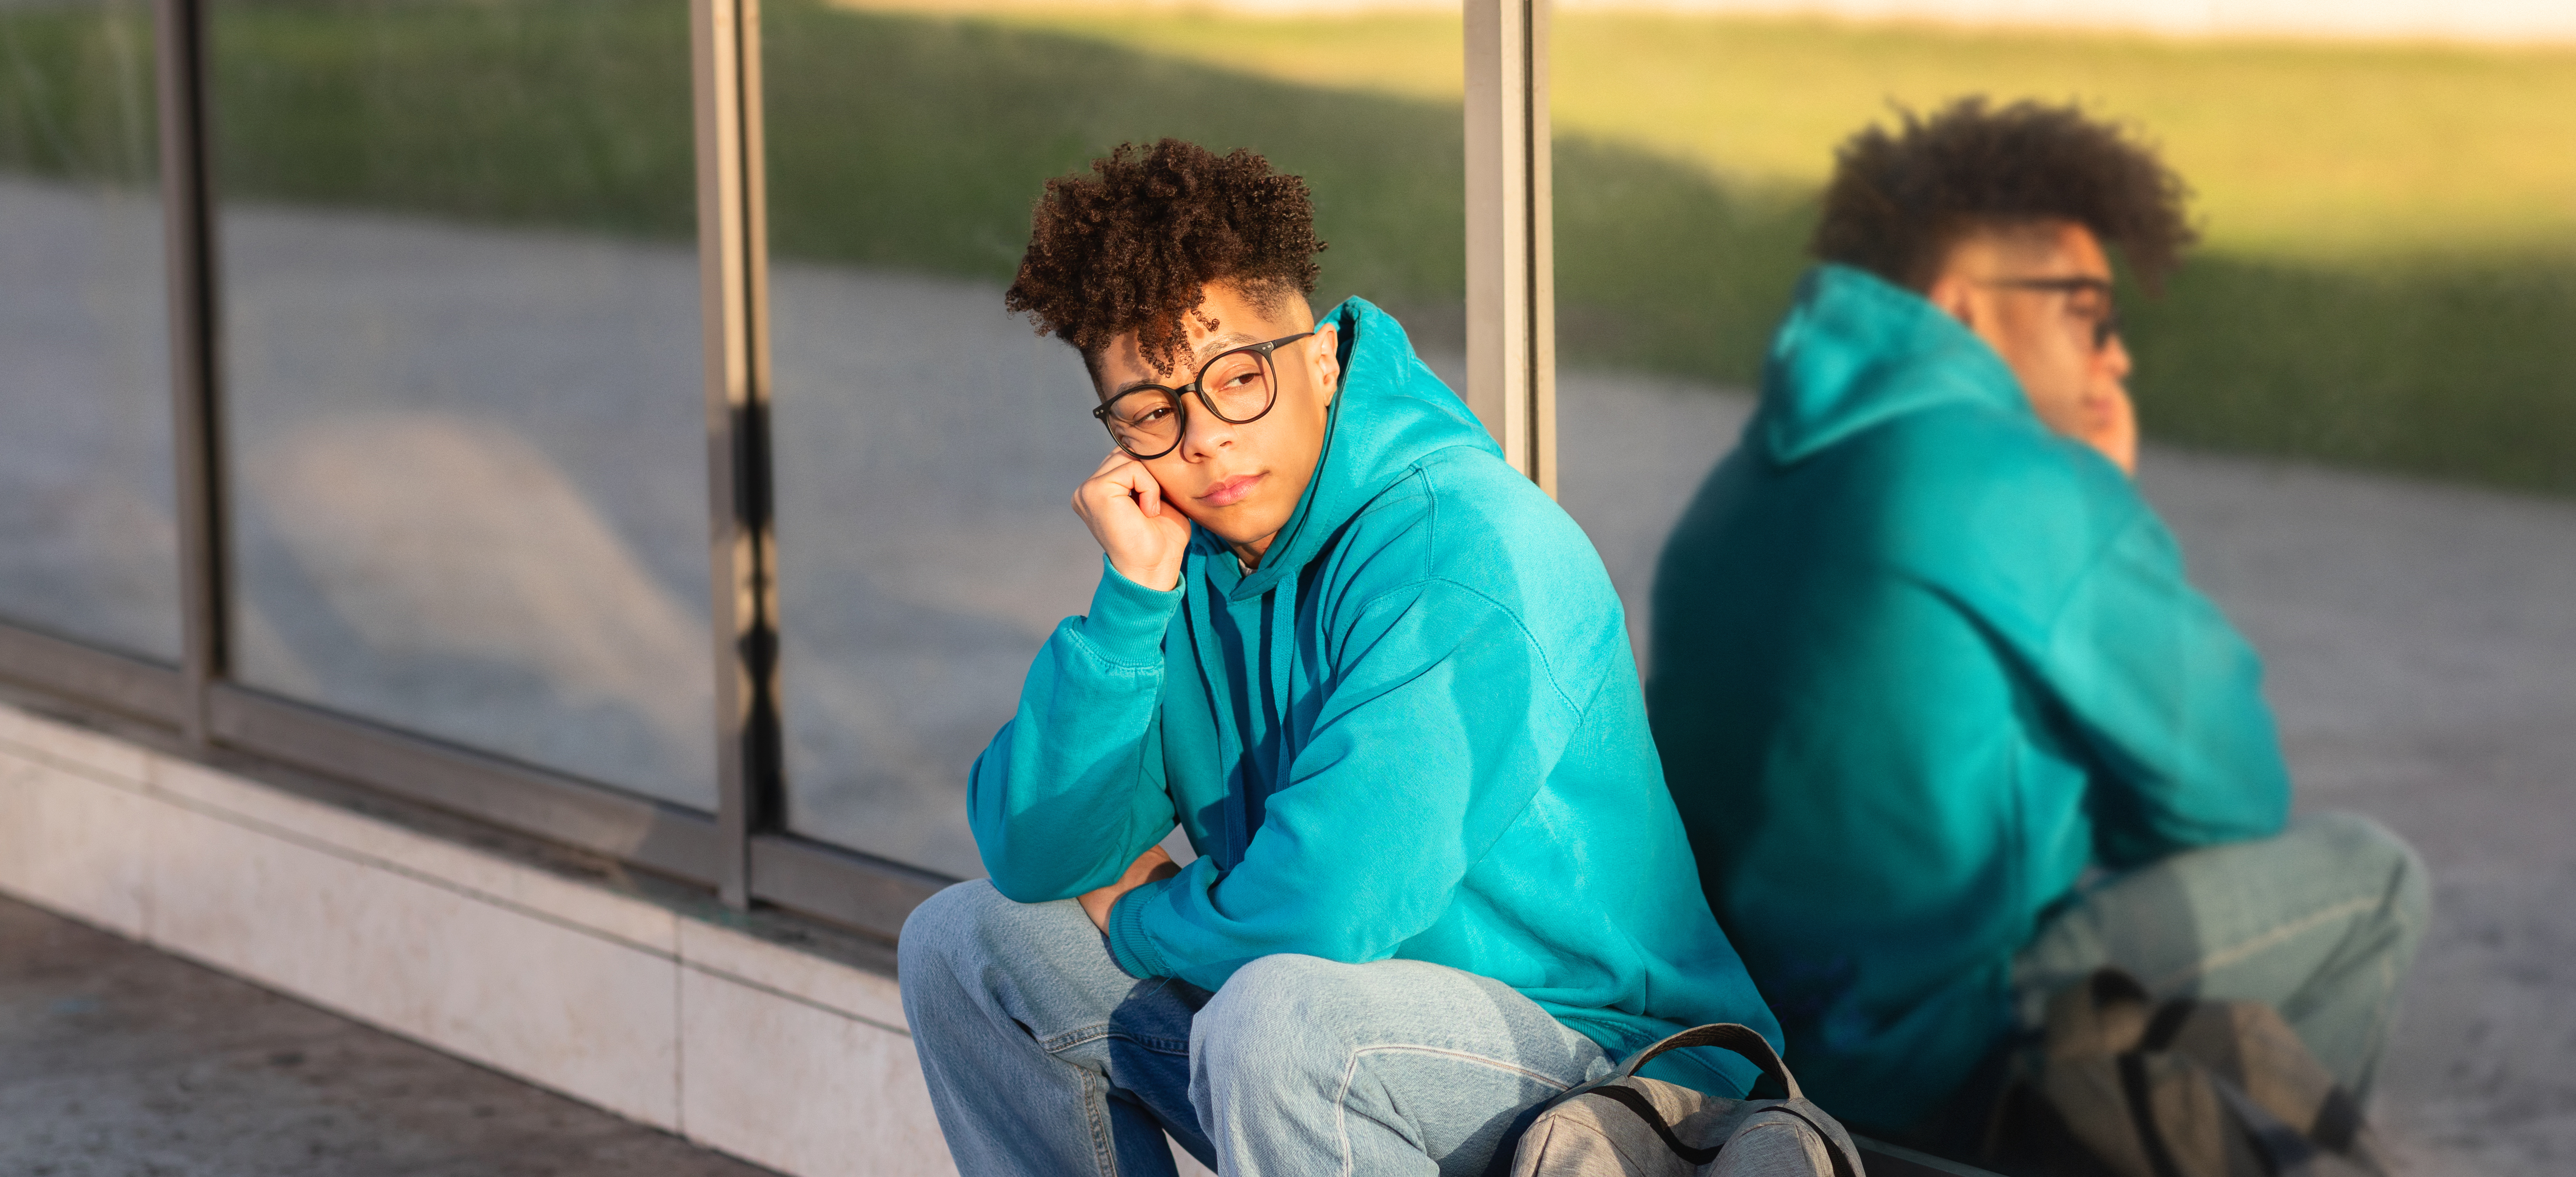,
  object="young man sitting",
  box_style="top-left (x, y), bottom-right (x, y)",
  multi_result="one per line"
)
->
top-left (1647, 100), bottom-right (2428, 1149)
top-left (898, 139), bottom-right (1780, 1177)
